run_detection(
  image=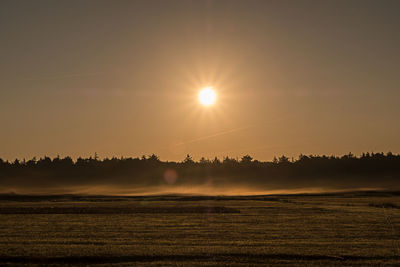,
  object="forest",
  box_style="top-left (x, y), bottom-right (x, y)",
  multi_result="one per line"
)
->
top-left (0, 152), bottom-right (399, 192)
